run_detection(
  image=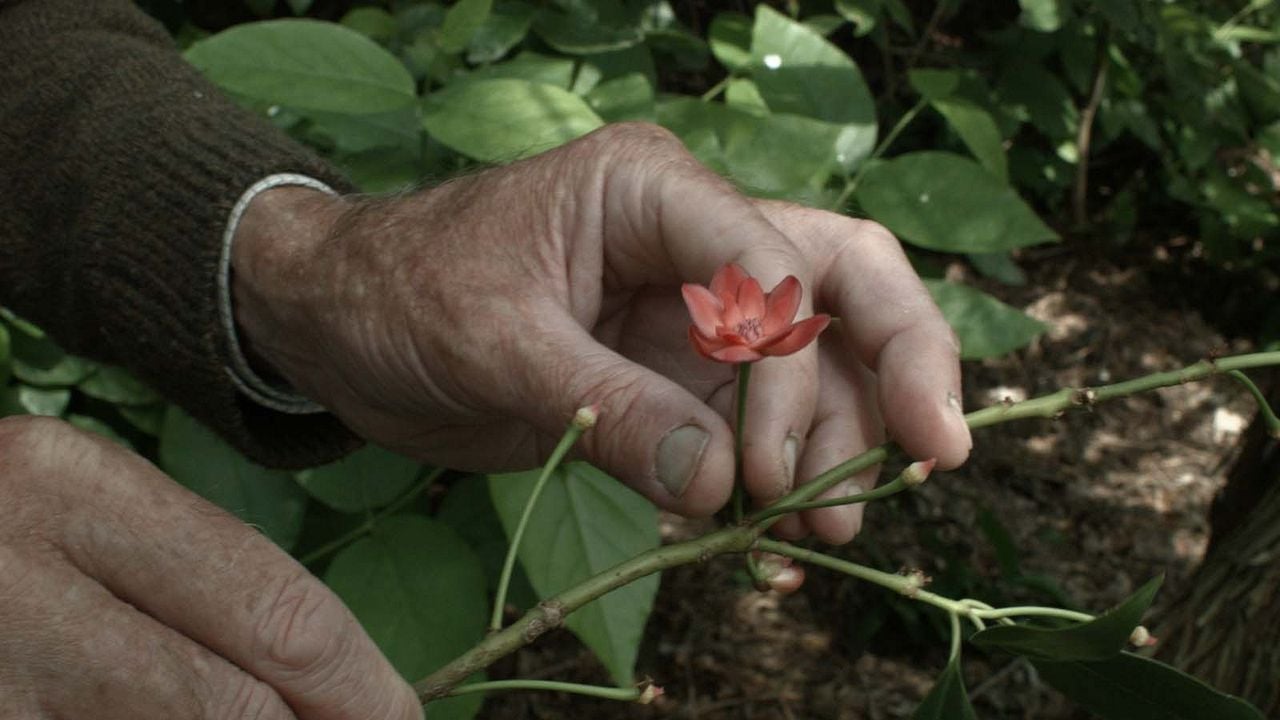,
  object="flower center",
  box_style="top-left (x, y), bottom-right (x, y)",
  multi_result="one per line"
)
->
top-left (736, 317), bottom-right (764, 342)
